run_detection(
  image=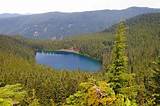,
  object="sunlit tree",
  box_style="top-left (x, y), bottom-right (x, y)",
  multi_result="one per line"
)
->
top-left (106, 22), bottom-right (137, 102)
top-left (0, 84), bottom-right (26, 106)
